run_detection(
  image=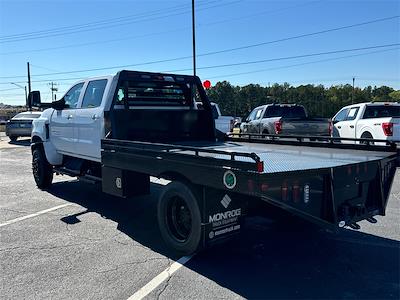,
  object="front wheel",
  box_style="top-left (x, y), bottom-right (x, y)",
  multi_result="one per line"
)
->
top-left (157, 181), bottom-right (202, 255)
top-left (32, 147), bottom-right (53, 189)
